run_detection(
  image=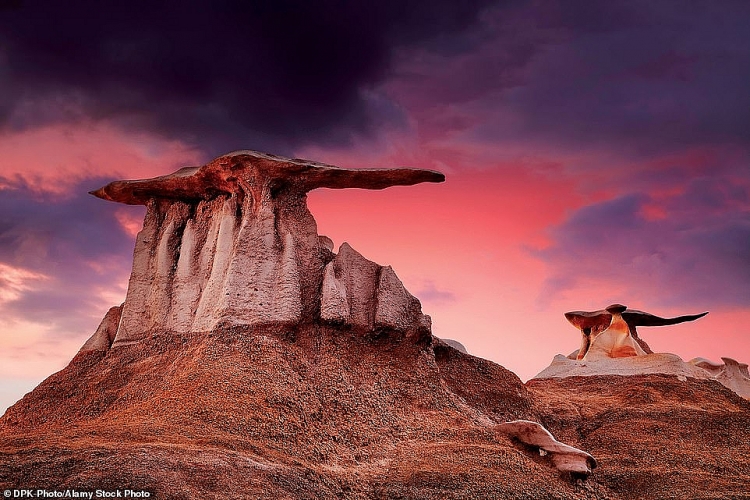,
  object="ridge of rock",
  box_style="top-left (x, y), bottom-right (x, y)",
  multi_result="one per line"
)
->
top-left (533, 352), bottom-right (713, 379)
